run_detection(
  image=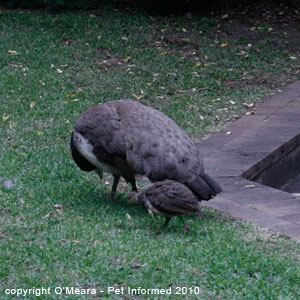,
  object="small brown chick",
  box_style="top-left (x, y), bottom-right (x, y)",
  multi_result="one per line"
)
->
top-left (131, 180), bottom-right (203, 233)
